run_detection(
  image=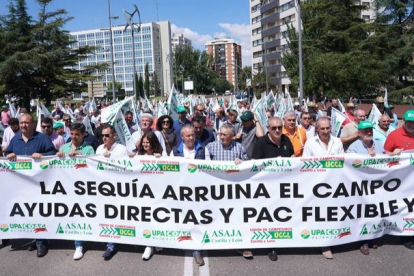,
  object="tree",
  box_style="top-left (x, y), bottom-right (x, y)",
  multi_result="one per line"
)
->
top-left (150, 71), bottom-right (161, 96)
top-left (107, 80), bottom-right (122, 91)
top-left (282, 0), bottom-right (388, 100)
top-left (252, 63), bottom-right (267, 95)
top-left (144, 62), bottom-right (150, 98)
top-left (137, 73), bottom-right (144, 99)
